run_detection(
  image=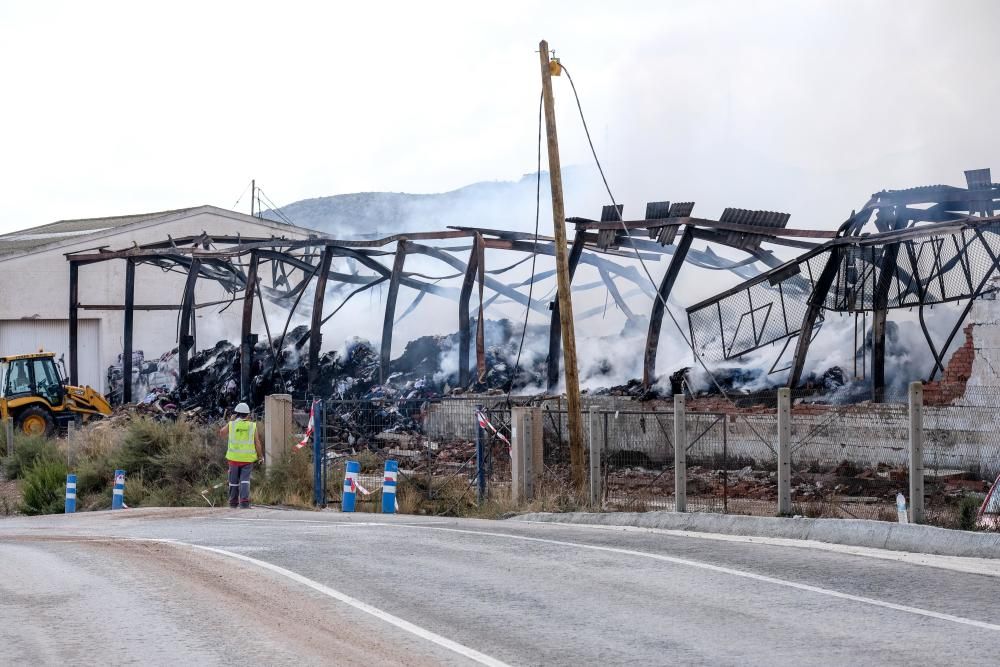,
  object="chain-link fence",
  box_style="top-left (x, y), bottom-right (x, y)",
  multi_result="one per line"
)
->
top-left (316, 396), bottom-right (517, 514)
top-left (288, 386), bottom-right (999, 528)
top-left (924, 386), bottom-right (1000, 529)
top-left (789, 402), bottom-right (908, 522)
